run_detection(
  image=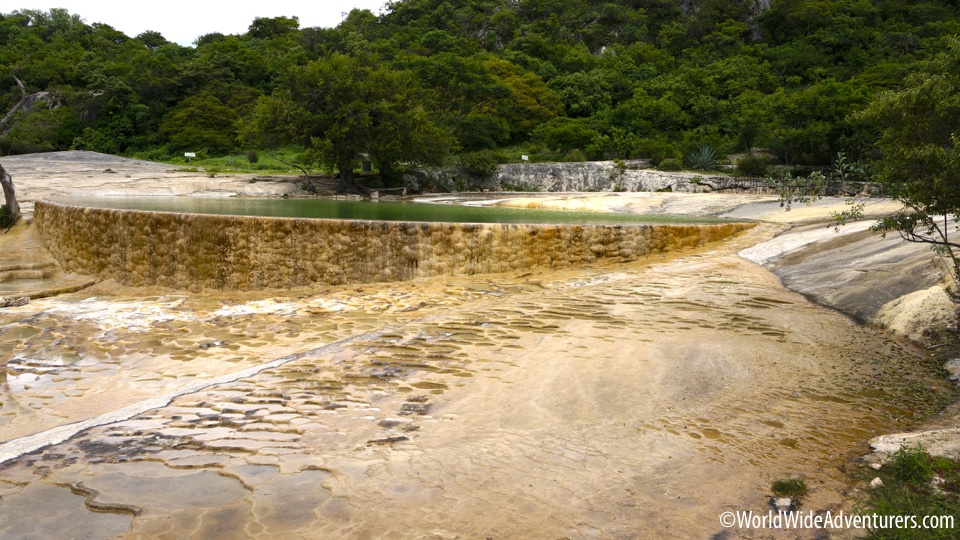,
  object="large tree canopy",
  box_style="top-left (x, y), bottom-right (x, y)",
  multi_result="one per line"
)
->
top-left (240, 53), bottom-right (453, 189)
